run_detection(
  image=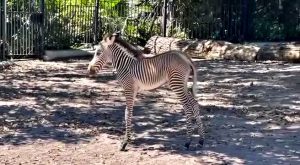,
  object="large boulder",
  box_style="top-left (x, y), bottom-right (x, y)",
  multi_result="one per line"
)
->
top-left (0, 40), bottom-right (9, 59)
top-left (255, 42), bottom-right (300, 62)
top-left (223, 44), bottom-right (259, 61)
